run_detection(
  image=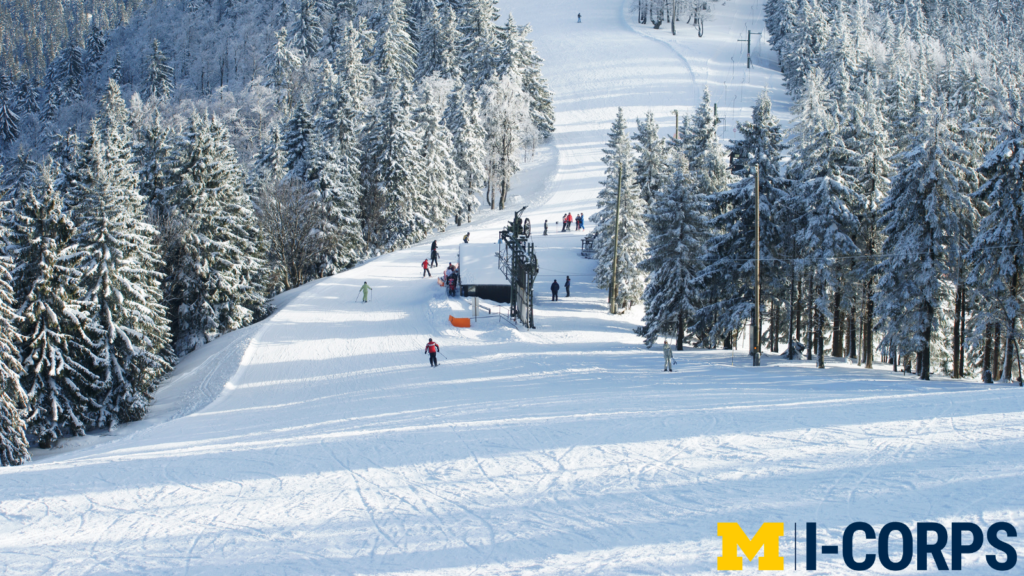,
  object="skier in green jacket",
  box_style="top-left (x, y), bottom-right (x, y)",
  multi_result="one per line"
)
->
top-left (359, 282), bottom-right (372, 303)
